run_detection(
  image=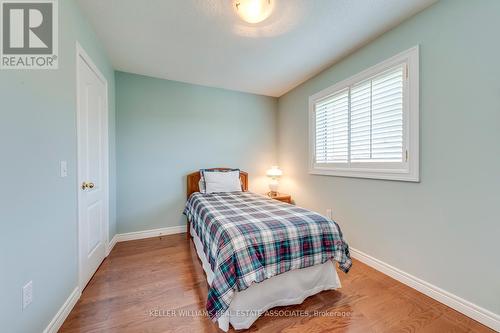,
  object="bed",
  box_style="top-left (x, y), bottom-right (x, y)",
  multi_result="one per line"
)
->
top-left (183, 168), bottom-right (351, 331)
